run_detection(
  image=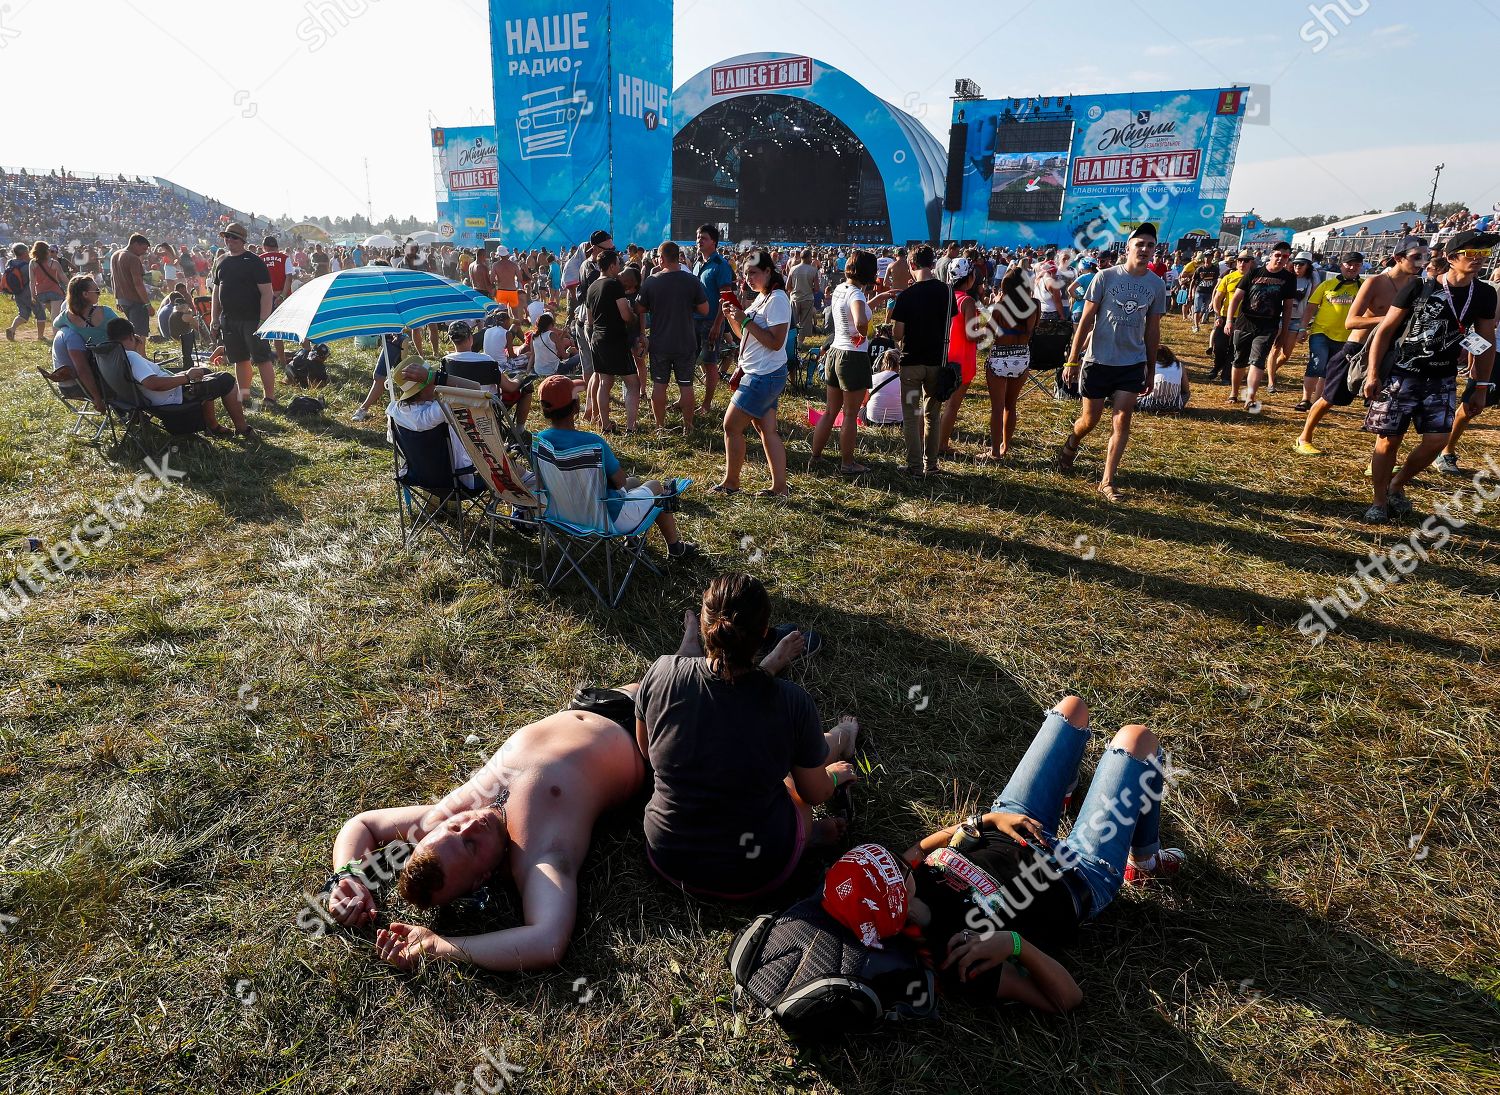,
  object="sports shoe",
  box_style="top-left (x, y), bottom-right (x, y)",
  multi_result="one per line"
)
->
top-left (351, 408), bottom-right (369, 422)
top-left (667, 540), bottom-right (699, 560)
top-left (1363, 503), bottom-right (1389, 523)
top-left (1293, 400), bottom-right (1312, 412)
top-left (1124, 848), bottom-right (1186, 885)
top-left (1292, 439), bottom-right (1323, 456)
top-left (1388, 492), bottom-right (1414, 517)
top-left (1436, 453), bottom-right (1464, 476)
